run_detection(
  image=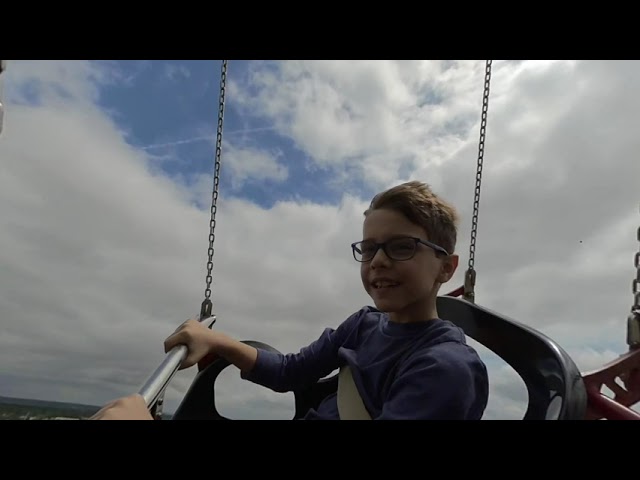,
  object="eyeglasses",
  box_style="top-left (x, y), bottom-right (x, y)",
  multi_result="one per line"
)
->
top-left (351, 236), bottom-right (449, 263)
